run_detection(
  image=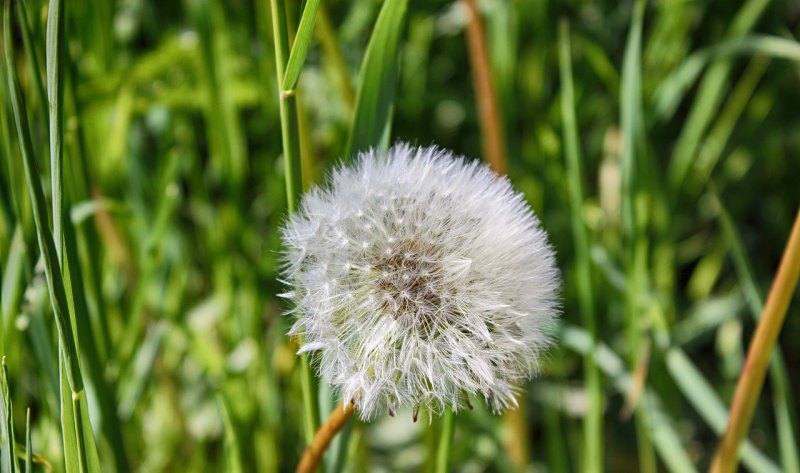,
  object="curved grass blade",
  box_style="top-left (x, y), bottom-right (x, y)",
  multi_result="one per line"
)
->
top-left (665, 0), bottom-right (771, 196)
top-left (344, 0), bottom-right (409, 160)
top-left (282, 0), bottom-right (321, 91)
top-left (653, 35), bottom-right (800, 121)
